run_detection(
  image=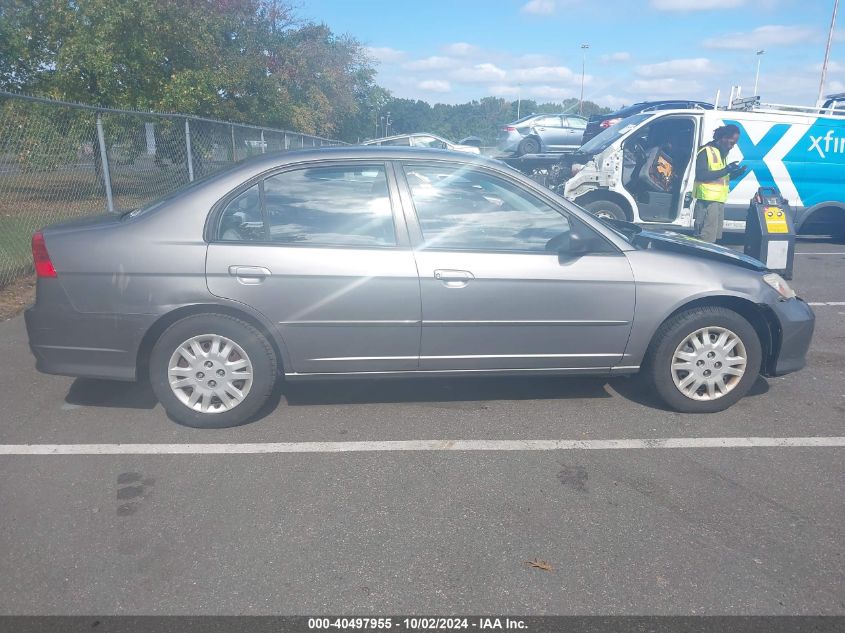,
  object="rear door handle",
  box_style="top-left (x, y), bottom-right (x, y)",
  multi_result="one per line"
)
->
top-left (434, 269), bottom-right (474, 288)
top-left (229, 265), bottom-right (271, 284)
